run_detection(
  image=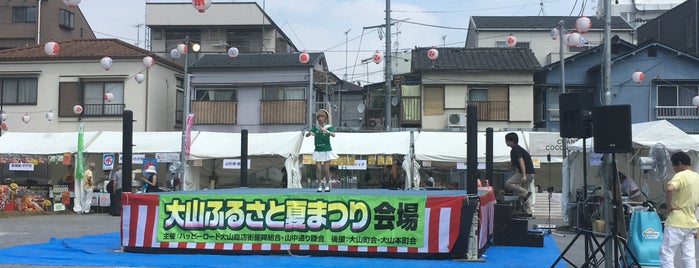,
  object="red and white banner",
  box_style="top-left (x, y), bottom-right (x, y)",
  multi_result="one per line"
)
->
top-left (185, 114), bottom-right (195, 156)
